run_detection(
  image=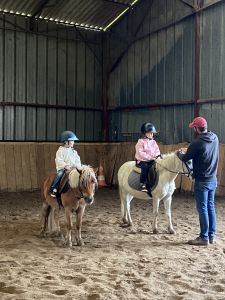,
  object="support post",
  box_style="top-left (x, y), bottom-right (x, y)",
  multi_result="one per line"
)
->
top-left (102, 33), bottom-right (110, 141)
top-left (194, 0), bottom-right (204, 117)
